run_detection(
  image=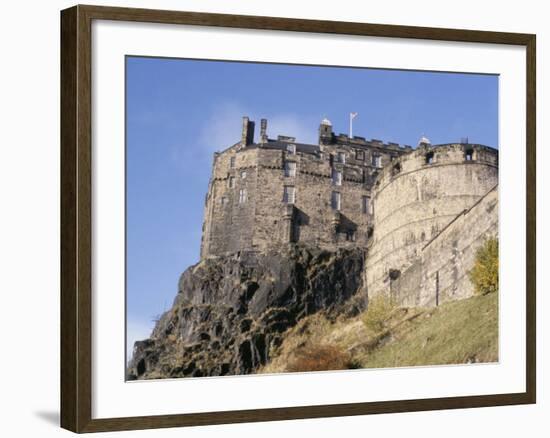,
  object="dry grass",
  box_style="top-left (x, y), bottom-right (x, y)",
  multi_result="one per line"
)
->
top-left (286, 344), bottom-right (353, 372)
top-left (260, 292), bottom-right (498, 374)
